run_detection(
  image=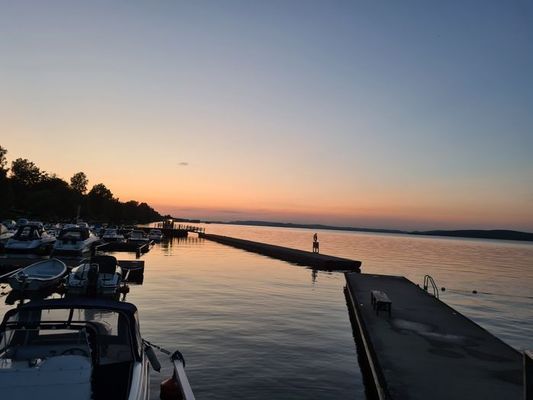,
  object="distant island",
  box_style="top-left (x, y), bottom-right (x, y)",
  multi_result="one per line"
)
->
top-left (210, 220), bottom-right (533, 243)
